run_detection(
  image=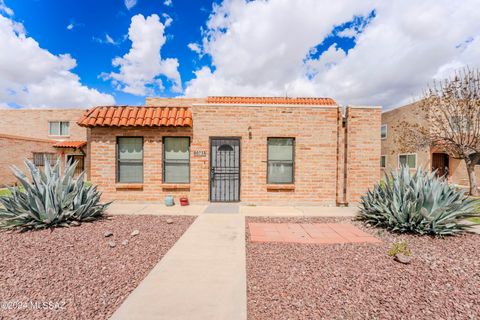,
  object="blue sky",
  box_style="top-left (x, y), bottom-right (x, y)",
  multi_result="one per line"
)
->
top-left (6, 0), bottom-right (218, 105)
top-left (0, 0), bottom-right (478, 109)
